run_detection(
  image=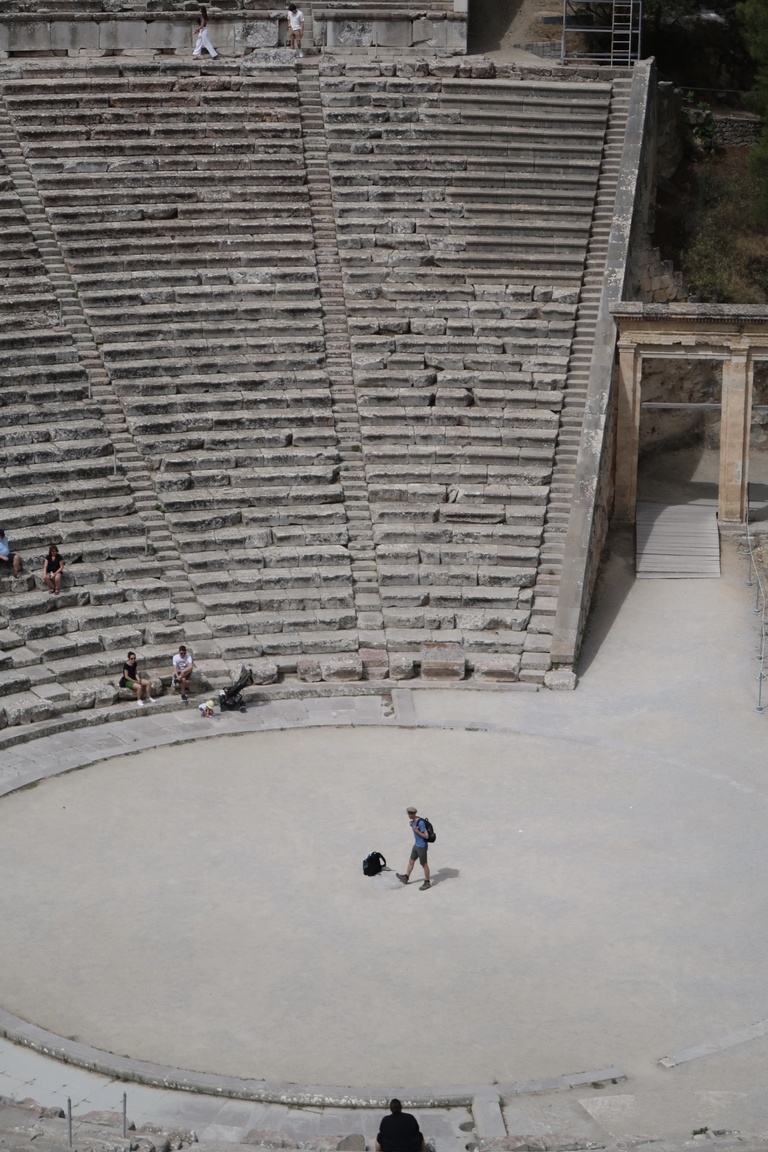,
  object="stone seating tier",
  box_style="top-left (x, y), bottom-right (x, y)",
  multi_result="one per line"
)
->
top-left (0, 60), bottom-right (627, 724)
top-left (0, 157), bottom-right (185, 730)
top-left (315, 69), bottom-right (611, 673)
